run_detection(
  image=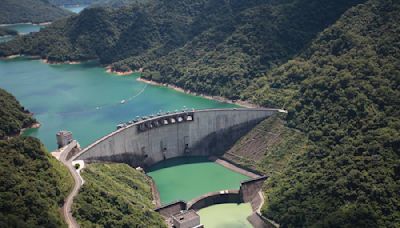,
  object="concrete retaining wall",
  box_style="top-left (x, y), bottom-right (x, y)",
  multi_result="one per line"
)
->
top-left (73, 108), bottom-right (278, 167)
top-left (155, 201), bottom-right (187, 217)
top-left (187, 190), bottom-right (241, 211)
top-left (247, 212), bottom-right (280, 228)
top-left (240, 176), bottom-right (268, 203)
